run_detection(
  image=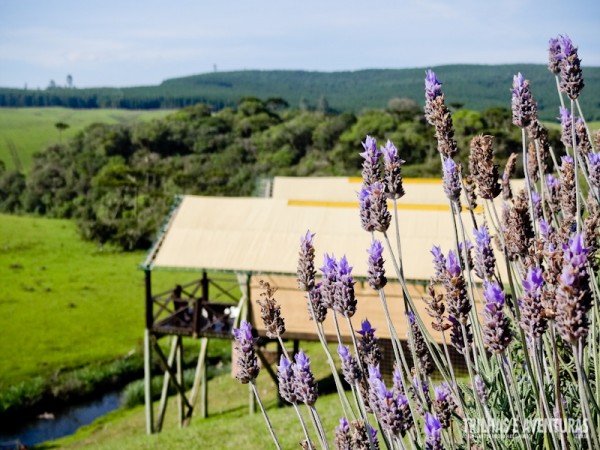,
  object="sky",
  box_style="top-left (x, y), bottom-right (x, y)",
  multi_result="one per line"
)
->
top-left (1, 0), bottom-right (599, 89)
